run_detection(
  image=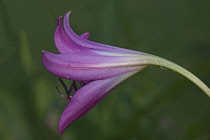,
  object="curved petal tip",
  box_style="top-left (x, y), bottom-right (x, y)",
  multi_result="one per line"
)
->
top-left (59, 130), bottom-right (64, 135)
top-left (80, 32), bottom-right (91, 39)
top-left (65, 11), bottom-right (71, 19)
top-left (57, 16), bottom-right (62, 26)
